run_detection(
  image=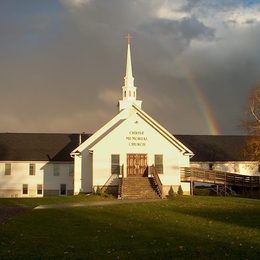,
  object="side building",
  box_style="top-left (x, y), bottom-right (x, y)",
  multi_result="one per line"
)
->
top-left (0, 133), bottom-right (89, 197)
